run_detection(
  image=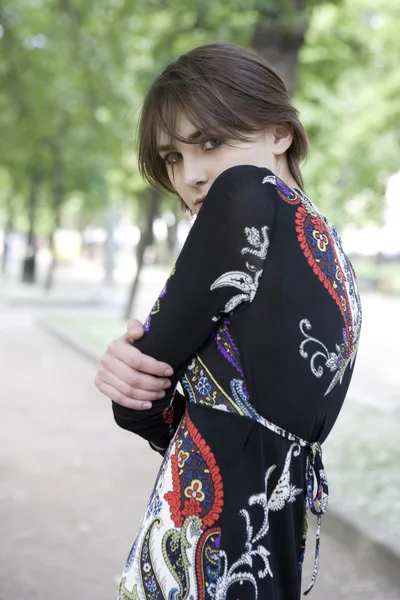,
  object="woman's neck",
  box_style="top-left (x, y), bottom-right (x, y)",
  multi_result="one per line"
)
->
top-left (274, 161), bottom-right (299, 190)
